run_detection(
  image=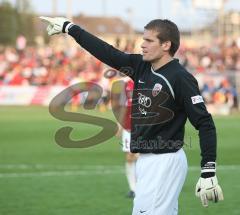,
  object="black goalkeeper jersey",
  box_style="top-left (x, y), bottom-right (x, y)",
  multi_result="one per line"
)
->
top-left (68, 25), bottom-right (217, 167)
